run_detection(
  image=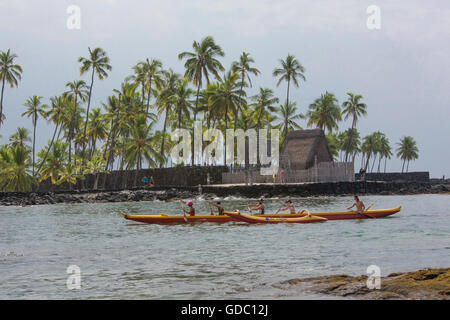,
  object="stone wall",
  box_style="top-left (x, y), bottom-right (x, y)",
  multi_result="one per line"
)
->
top-left (37, 166), bottom-right (229, 192)
top-left (222, 162), bottom-right (354, 184)
top-left (355, 172), bottom-right (430, 183)
top-left (200, 181), bottom-right (432, 199)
